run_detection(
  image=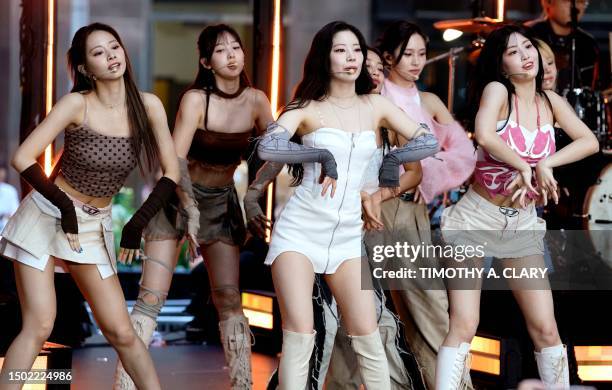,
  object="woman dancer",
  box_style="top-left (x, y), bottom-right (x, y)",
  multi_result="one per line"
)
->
top-left (307, 46), bottom-right (422, 390)
top-left (256, 21), bottom-right (439, 390)
top-left (365, 21), bottom-right (476, 390)
top-left (113, 24), bottom-right (273, 390)
top-left (0, 23), bottom-right (179, 390)
top-left (437, 25), bottom-right (598, 389)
